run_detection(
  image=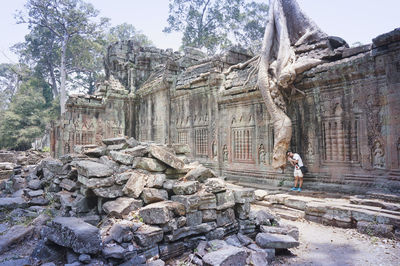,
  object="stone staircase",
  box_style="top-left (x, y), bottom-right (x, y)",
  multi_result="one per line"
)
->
top-left (242, 184), bottom-right (400, 239)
